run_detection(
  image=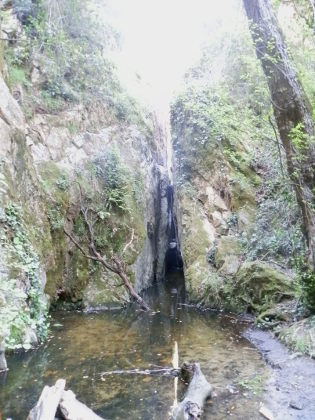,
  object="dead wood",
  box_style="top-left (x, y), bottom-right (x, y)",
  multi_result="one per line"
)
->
top-left (27, 380), bottom-right (104, 420)
top-left (59, 389), bottom-right (104, 420)
top-left (172, 363), bottom-right (213, 420)
top-left (100, 367), bottom-right (180, 379)
top-left (27, 379), bottom-right (66, 420)
top-left (64, 204), bottom-right (149, 311)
